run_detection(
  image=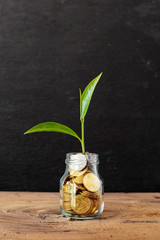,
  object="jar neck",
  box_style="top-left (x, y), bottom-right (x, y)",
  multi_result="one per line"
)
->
top-left (65, 152), bottom-right (99, 165)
